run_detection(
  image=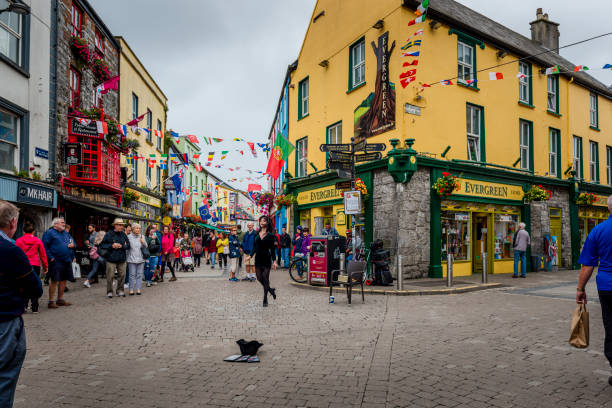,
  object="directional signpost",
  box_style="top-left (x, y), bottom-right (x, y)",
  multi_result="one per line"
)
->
top-left (319, 144), bottom-right (352, 153)
top-left (320, 138), bottom-right (387, 181)
top-left (355, 152), bottom-right (382, 162)
top-left (329, 151), bottom-right (353, 161)
top-left (364, 143), bottom-right (387, 153)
